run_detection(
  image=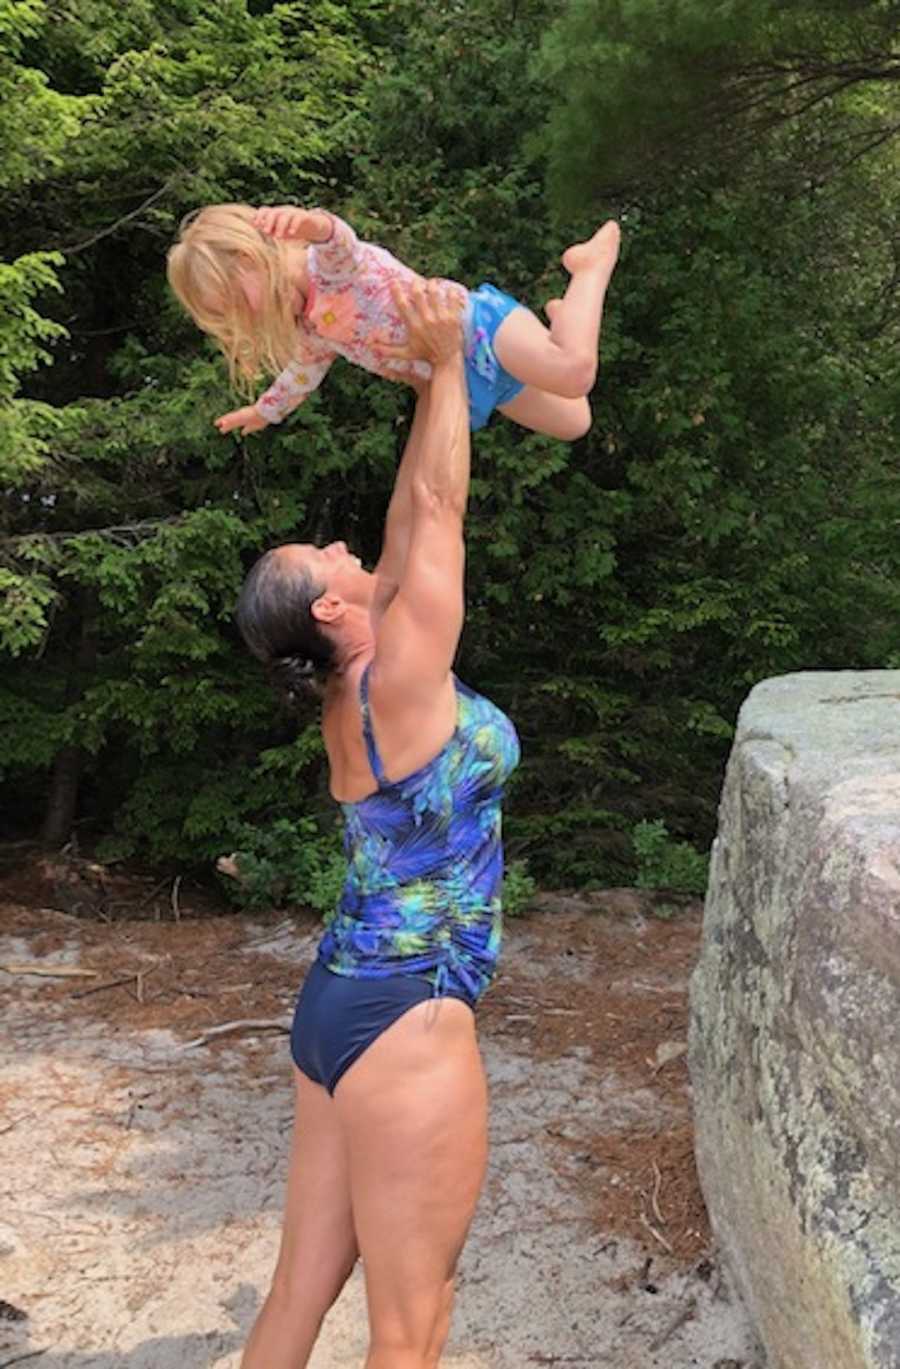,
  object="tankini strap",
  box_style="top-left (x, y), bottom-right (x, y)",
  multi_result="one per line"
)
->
top-left (359, 663), bottom-right (387, 788)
